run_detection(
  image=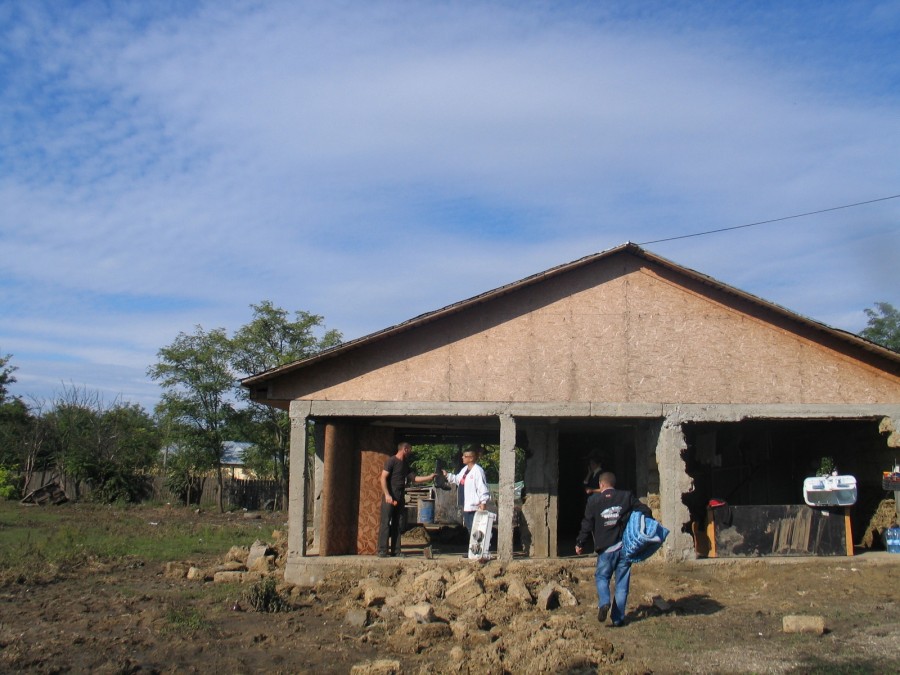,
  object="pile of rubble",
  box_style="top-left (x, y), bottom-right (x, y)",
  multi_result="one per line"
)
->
top-left (165, 530), bottom-right (638, 673)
